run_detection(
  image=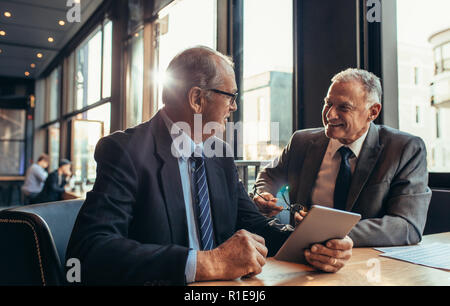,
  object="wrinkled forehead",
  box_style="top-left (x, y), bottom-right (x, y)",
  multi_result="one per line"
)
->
top-left (326, 81), bottom-right (366, 102)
